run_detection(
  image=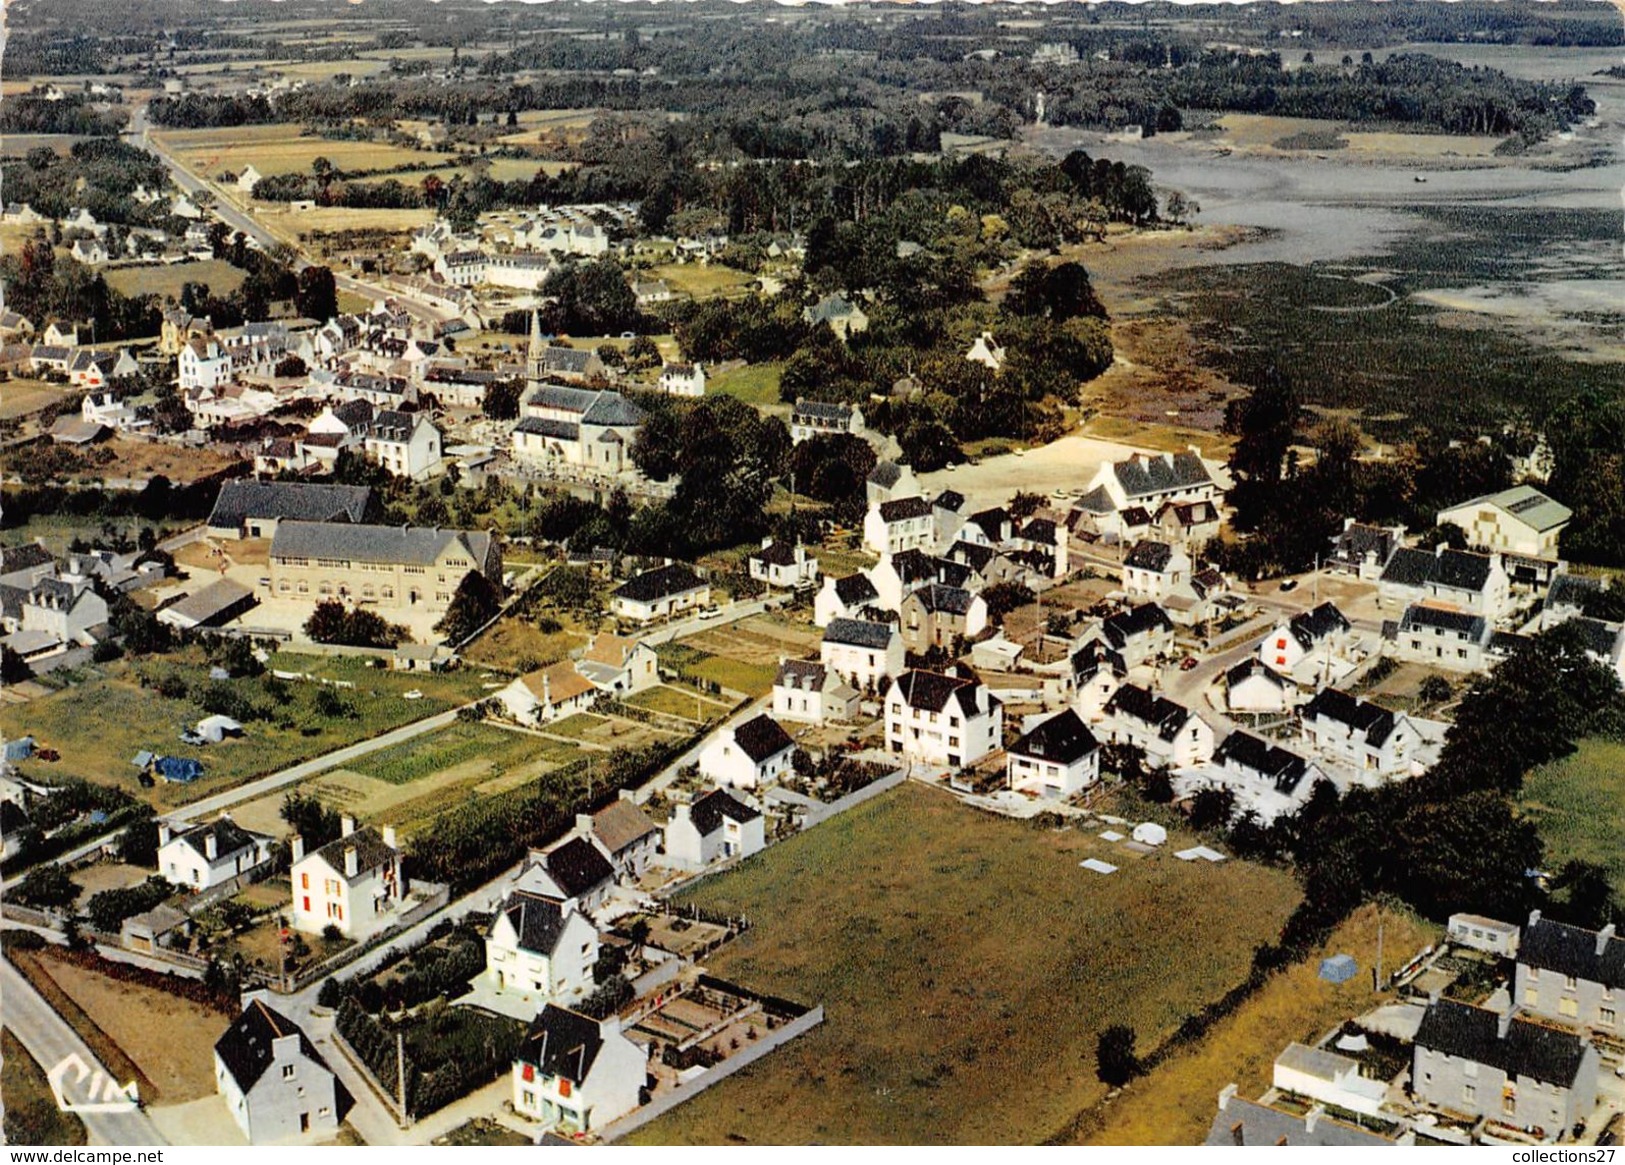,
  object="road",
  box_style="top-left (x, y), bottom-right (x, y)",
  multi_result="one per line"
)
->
top-left (639, 595), bottom-right (780, 646)
top-left (1, 959), bottom-right (168, 1146)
